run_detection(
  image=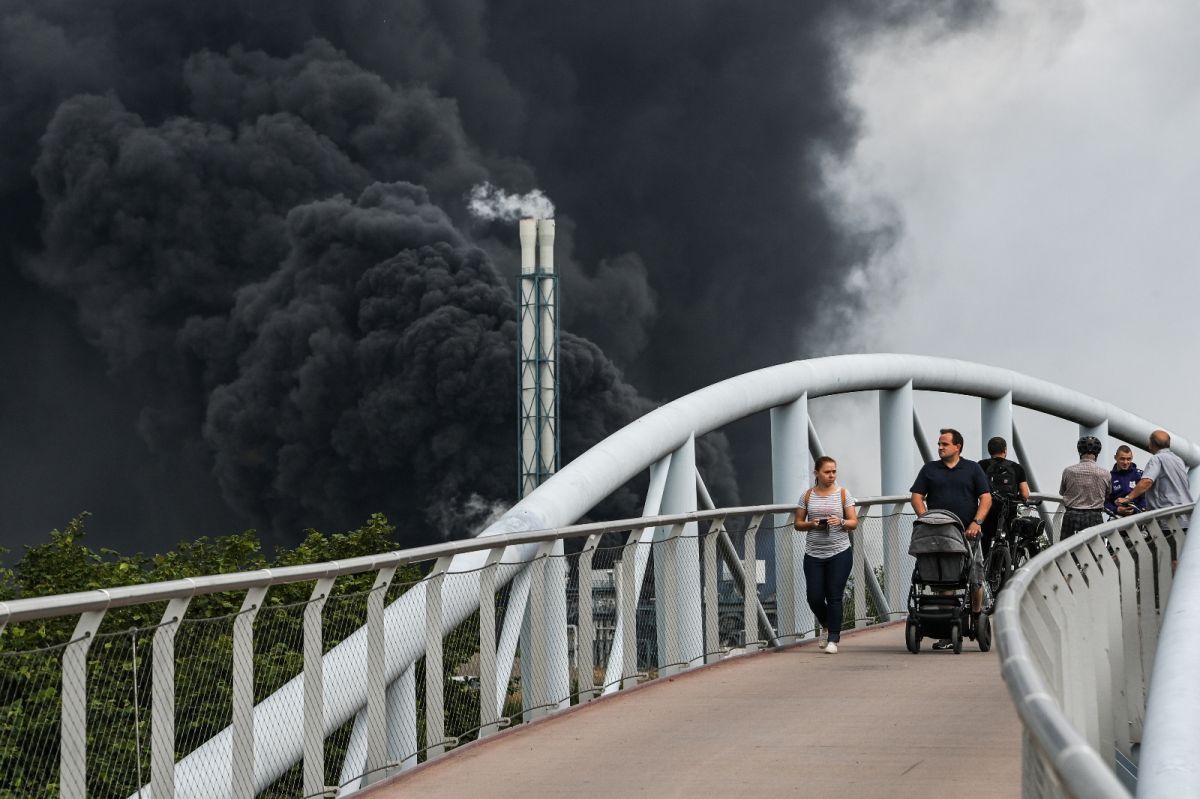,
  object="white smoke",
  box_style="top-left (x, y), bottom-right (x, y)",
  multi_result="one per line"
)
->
top-left (467, 181), bottom-right (555, 220)
top-left (429, 492), bottom-right (512, 540)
